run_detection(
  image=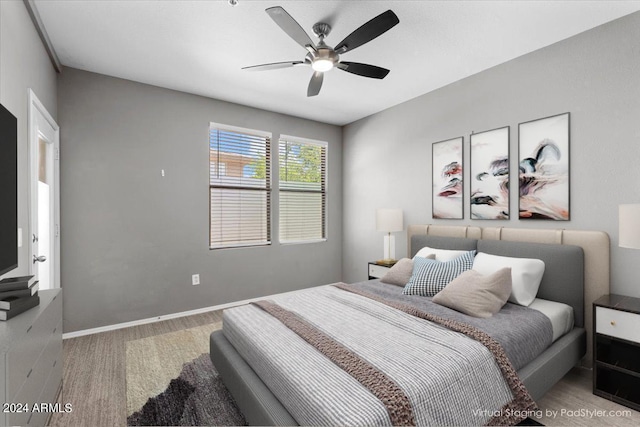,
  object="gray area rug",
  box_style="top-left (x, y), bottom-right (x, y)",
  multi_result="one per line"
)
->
top-left (127, 353), bottom-right (246, 426)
